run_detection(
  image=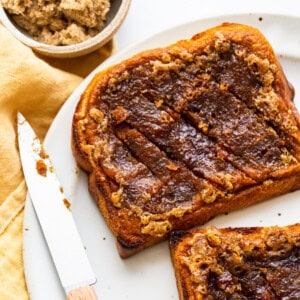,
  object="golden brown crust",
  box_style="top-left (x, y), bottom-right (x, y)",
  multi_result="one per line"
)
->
top-left (71, 23), bottom-right (300, 258)
top-left (169, 224), bottom-right (300, 299)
